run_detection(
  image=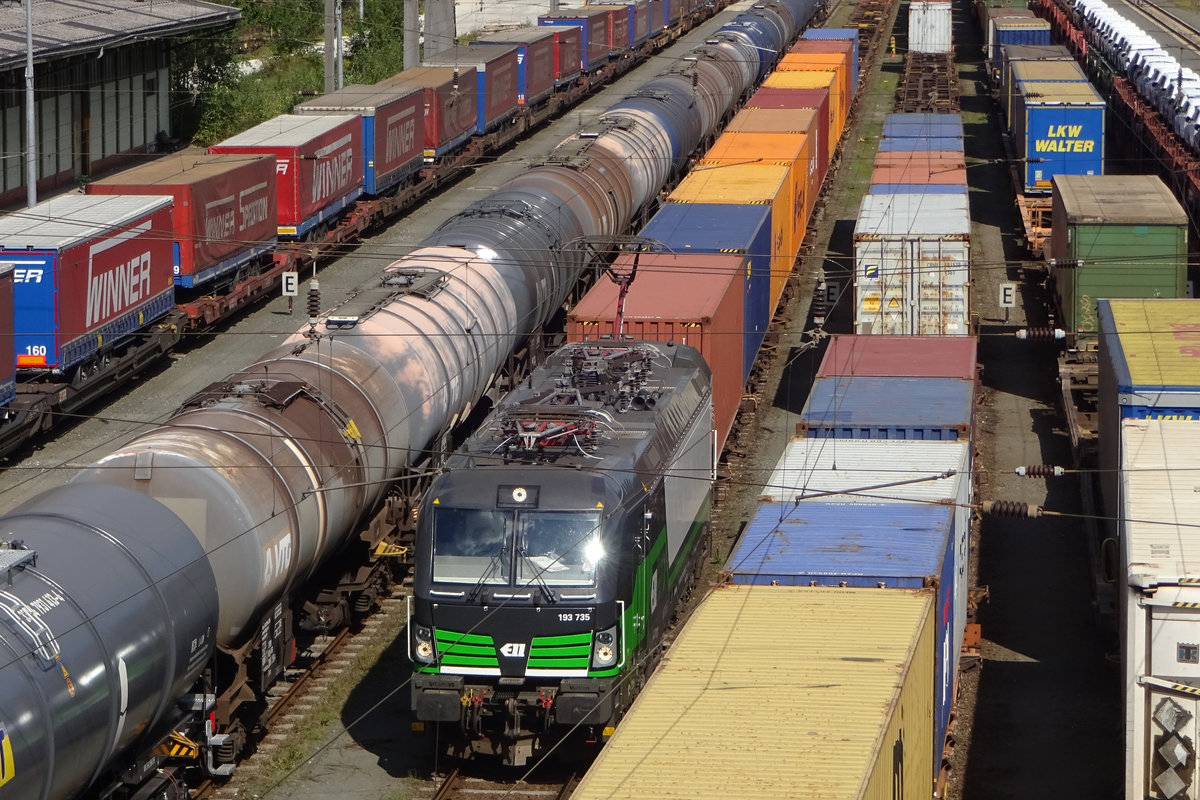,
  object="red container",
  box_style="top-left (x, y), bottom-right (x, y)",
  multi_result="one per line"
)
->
top-left (476, 28), bottom-right (558, 105)
top-left (566, 252), bottom-right (746, 449)
top-left (540, 8), bottom-right (611, 71)
top-left (87, 153), bottom-right (278, 289)
top-left (747, 88), bottom-right (831, 173)
top-left (423, 45), bottom-right (519, 134)
top-left (377, 66), bottom-right (480, 159)
top-left (0, 265), bottom-right (13, 404)
top-left (818, 335), bottom-right (979, 379)
top-left (209, 114), bottom-right (363, 238)
top-left (589, 5), bottom-right (631, 52)
top-left (546, 25), bottom-right (584, 83)
top-left (649, 0), bottom-right (666, 31)
top-left (871, 151), bottom-right (967, 185)
top-left (0, 195), bottom-right (175, 370)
